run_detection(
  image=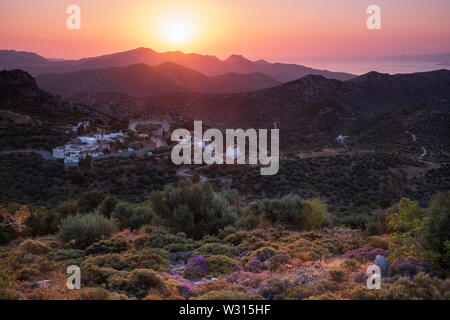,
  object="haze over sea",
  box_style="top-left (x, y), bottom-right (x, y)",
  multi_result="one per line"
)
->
top-left (298, 59), bottom-right (450, 75)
